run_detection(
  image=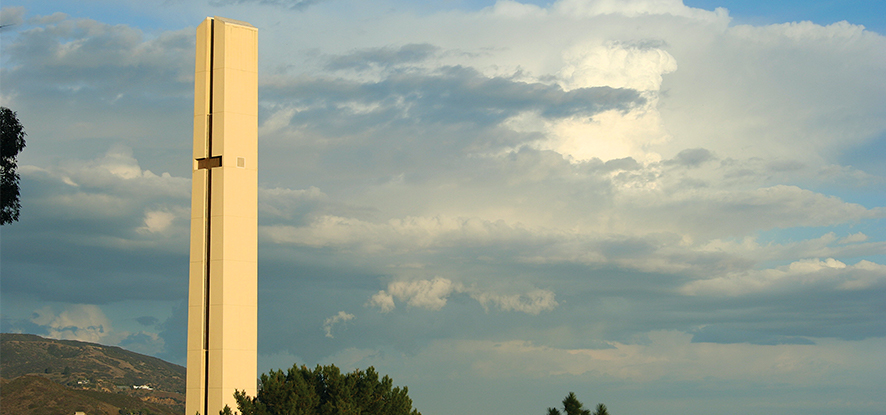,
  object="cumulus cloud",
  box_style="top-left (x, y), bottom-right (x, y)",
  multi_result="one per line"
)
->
top-left (367, 291), bottom-right (396, 313)
top-left (19, 146), bottom-right (190, 238)
top-left (395, 278), bottom-right (462, 310)
top-left (72, 147), bottom-right (190, 194)
top-left (0, 13), bottom-right (194, 179)
top-left (552, 0), bottom-right (729, 21)
top-left (558, 40), bottom-right (678, 92)
top-left (838, 232), bottom-right (868, 244)
top-left (208, 0), bottom-right (327, 10)
top-left (1, 147), bottom-right (191, 306)
top-left (3, 4), bottom-right (885, 412)
top-left (259, 186), bottom-right (327, 224)
top-left (3, 16), bottom-right (193, 97)
top-left (260, 180), bottom-right (881, 275)
top-left (325, 43), bottom-right (440, 71)
top-left (323, 311), bottom-right (355, 338)
top-left (366, 277), bottom-right (557, 315)
top-left (379, 277), bottom-right (461, 311)
top-left (694, 232), bottom-right (886, 269)
top-left (626, 185), bottom-right (884, 238)
top-left (388, 331), bottom-right (884, 384)
top-left (119, 331), bottom-right (165, 356)
top-left (31, 305), bottom-right (114, 343)
top-left (470, 289), bottom-right (558, 315)
top-left (657, 19), bottom-right (886, 163)
top-left (0, 6), bottom-right (26, 27)
top-left (263, 65), bottom-right (644, 130)
top-left (137, 210), bottom-right (177, 234)
top-left (263, 215), bottom-right (534, 252)
top-left (680, 258), bottom-right (886, 296)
